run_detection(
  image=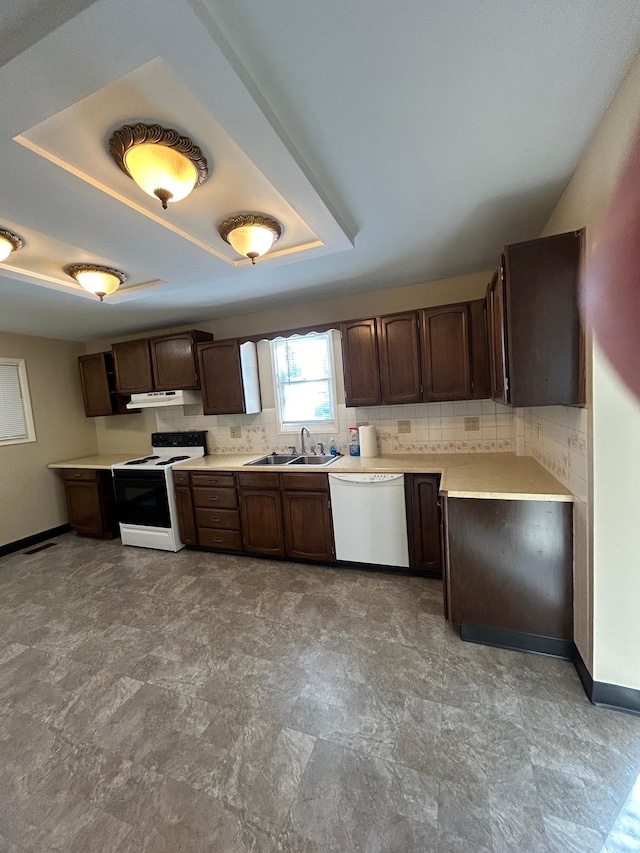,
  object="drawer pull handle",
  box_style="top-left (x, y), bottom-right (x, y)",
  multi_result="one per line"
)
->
top-left (211, 517), bottom-right (222, 522)
top-left (208, 496), bottom-right (221, 501)
top-left (213, 537), bottom-right (224, 543)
